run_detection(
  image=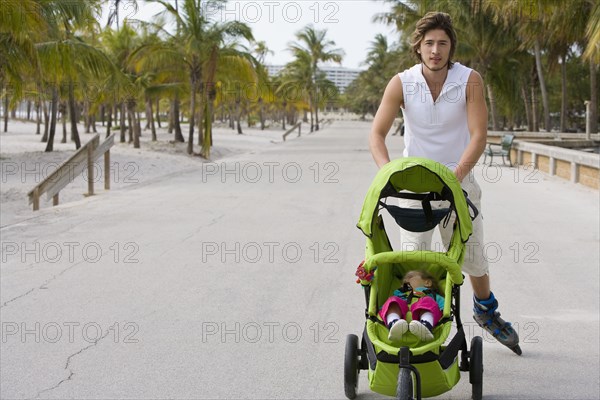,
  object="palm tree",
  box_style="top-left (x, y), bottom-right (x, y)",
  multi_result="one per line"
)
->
top-left (26, 0), bottom-right (118, 151)
top-left (101, 20), bottom-right (144, 143)
top-left (544, 1), bottom-right (593, 132)
top-left (0, 0), bottom-right (49, 132)
top-left (140, 0), bottom-right (256, 158)
top-left (583, 0), bottom-right (599, 133)
top-left (288, 25), bottom-right (344, 131)
top-left (279, 50), bottom-right (315, 129)
top-left (106, 0), bottom-right (139, 30)
top-left (484, 0), bottom-right (555, 132)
